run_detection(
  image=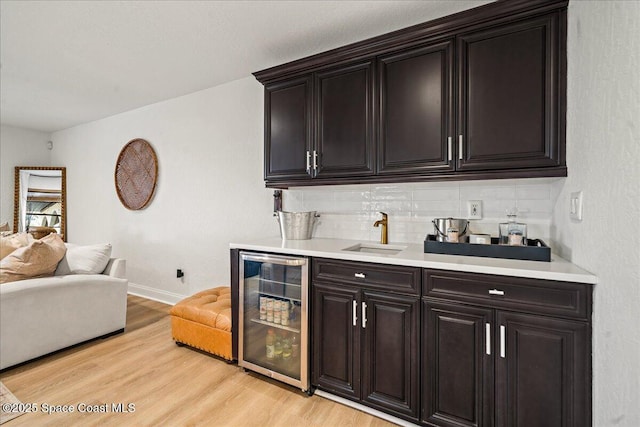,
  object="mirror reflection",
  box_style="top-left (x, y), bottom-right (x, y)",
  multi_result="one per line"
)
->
top-left (13, 167), bottom-right (66, 241)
